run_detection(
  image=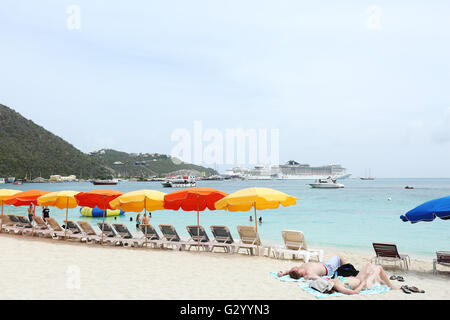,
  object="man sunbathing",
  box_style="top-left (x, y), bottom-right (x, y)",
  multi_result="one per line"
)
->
top-left (277, 255), bottom-right (346, 280)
